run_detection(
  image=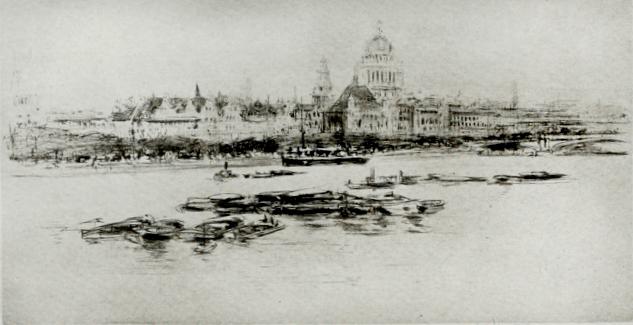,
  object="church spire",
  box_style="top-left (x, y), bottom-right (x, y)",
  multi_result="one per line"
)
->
top-left (316, 57), bottom-right (332, 91)
top-left (195, 83), bottom-right (201, 97)
top-left (312, 57), bottom-right (334, 107)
